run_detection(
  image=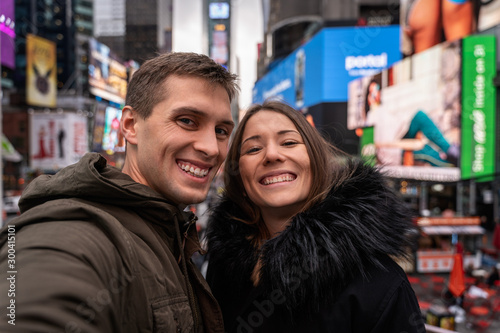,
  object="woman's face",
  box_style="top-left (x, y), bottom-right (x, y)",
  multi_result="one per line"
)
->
top-left (238, 110), bottom-right (312, 217)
